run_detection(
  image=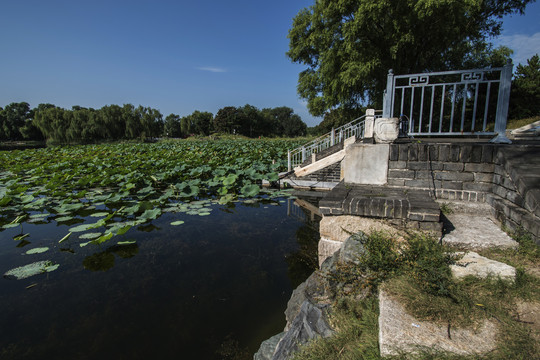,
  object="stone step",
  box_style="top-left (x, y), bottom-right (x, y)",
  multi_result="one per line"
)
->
top-left (320, 182), bottom-right (442, 233)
